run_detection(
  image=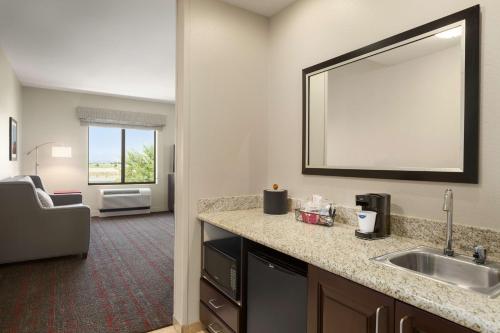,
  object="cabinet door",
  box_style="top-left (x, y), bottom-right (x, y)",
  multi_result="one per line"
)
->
top-left (308, 265), bottom-right (394, 333)
top-left (395, 301), bottom-right (476, 333)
